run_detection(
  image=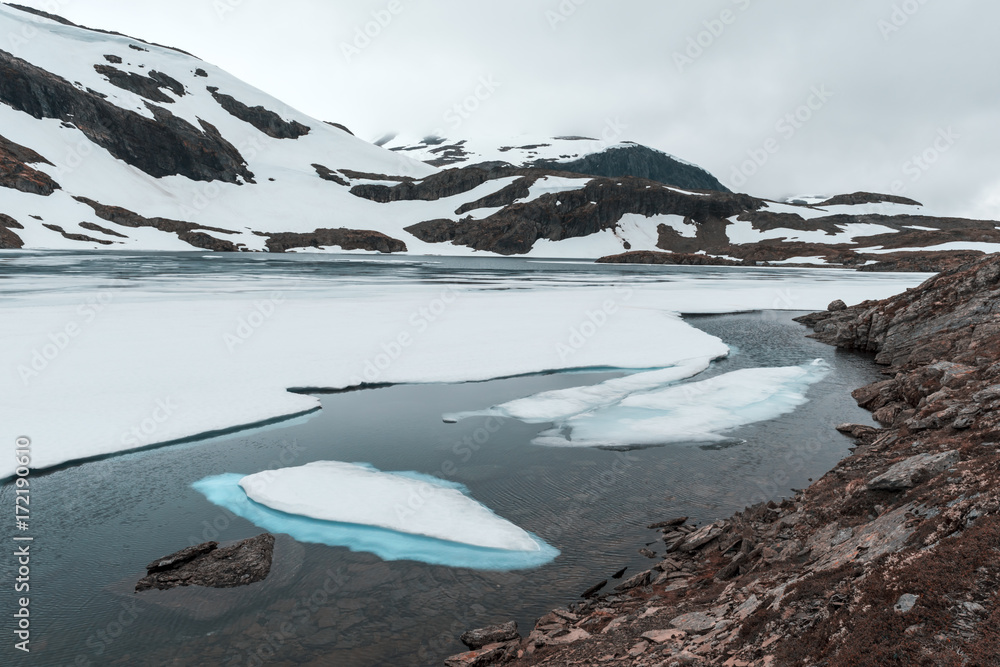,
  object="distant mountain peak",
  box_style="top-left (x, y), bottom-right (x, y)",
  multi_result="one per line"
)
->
top-left (381, 135), bottom-right (729, 192)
